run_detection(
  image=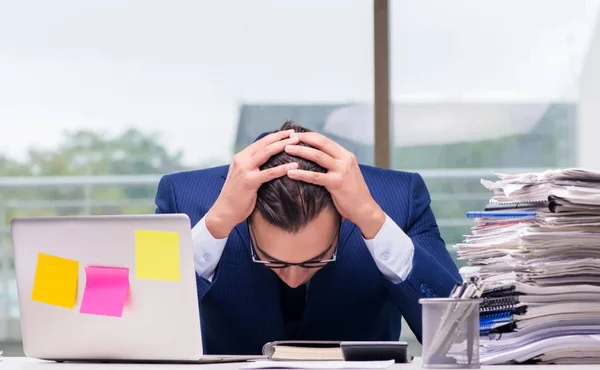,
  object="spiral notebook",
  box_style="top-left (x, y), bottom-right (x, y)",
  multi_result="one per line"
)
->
top-left (480, 305), bottom-right (526, 315)
top-left (482, 285), bottom-right (518, 297)
top-left (480, 294), bottom-right (520, 307)
top-left (484, 202), bottom-right (548, 211)
top-left (466, 210), bottom-right (537, 219)
top-left (481, 311), bottom-right (514, 324)
top-left (479, 286), bottom-right (524, 334)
